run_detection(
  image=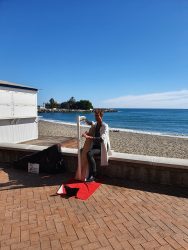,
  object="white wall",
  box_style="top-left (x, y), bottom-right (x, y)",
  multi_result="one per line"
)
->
top-left (0, 88), bottom-right (37, 118)
top-left (0, 87), bottom-right (38, 143)
top-left (0, 118), bottom-right (38, 143)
